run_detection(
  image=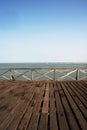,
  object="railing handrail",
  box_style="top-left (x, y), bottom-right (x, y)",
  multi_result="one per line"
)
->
top-left (0, 68), bottom-right (87, 81)
top-left (0, 67), bottom-right (87, 70)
